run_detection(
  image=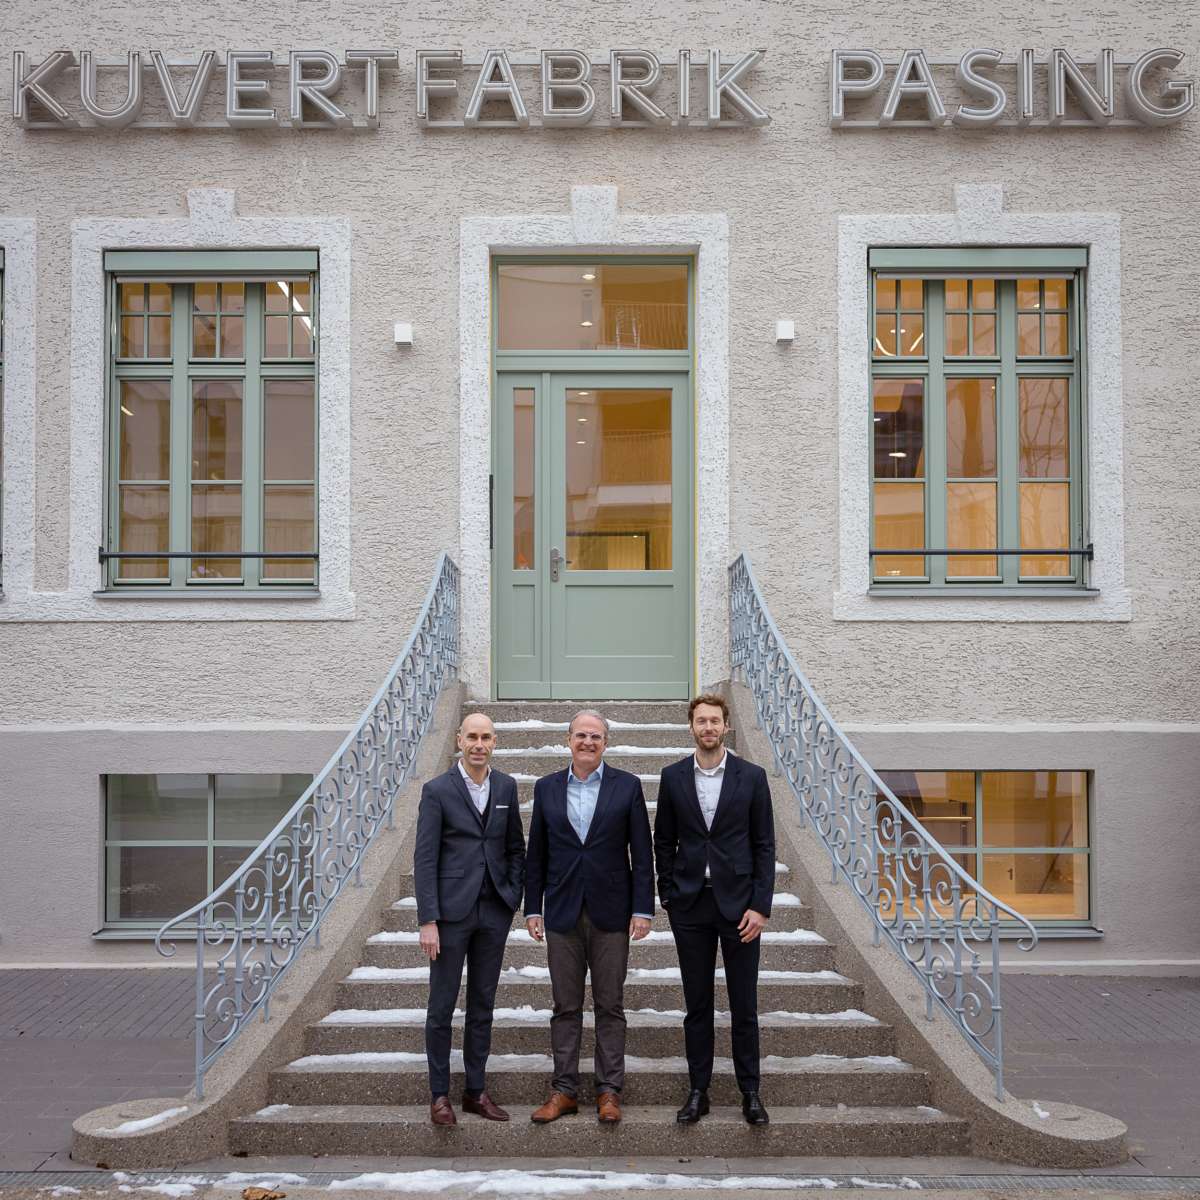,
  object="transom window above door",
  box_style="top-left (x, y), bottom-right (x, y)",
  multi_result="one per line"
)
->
top-left (869, 247), bottom-right (1089, 592)
top-left (496, 261), bottom-right (689, 351)
top-left (103, 250), bottom-right (318, 591)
